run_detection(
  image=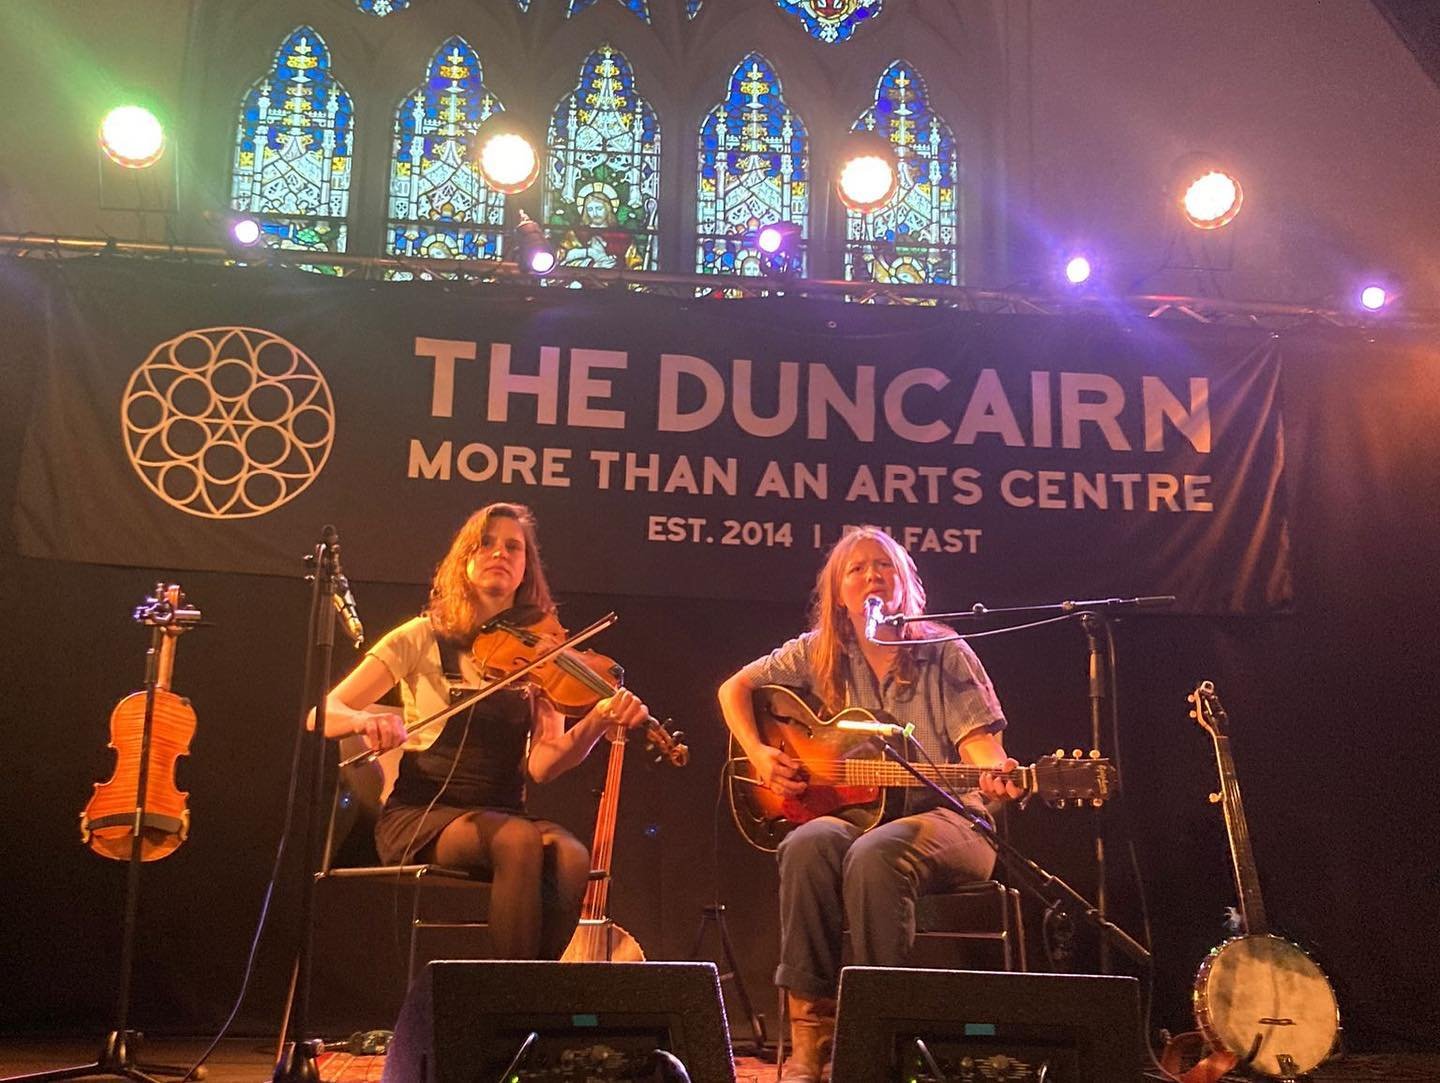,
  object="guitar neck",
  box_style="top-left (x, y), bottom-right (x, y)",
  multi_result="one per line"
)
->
top-left (839, 760), bottom-right (1021, 790)
top-left (1212, 734), bottom-right (1268, 934)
